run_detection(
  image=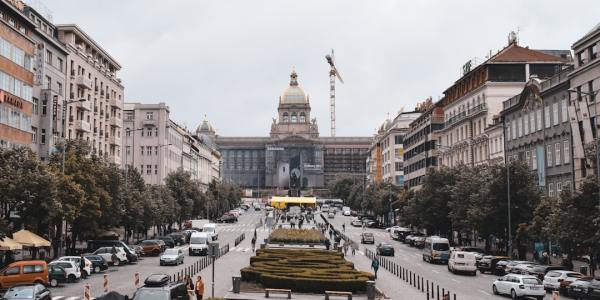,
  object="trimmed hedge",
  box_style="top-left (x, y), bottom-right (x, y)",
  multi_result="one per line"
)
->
top-left (268, 228), bottom-right (327, 244)
top-left (241, 248), bottom-right (374, 293)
